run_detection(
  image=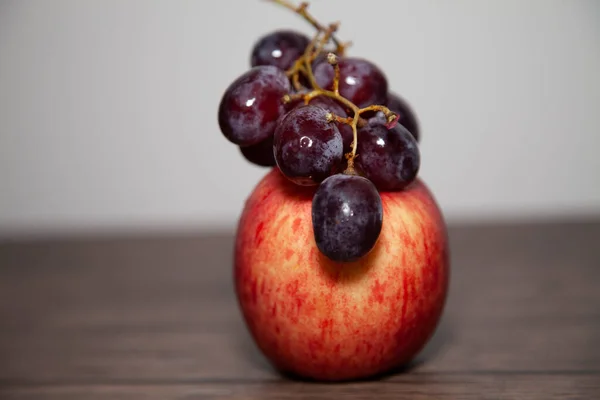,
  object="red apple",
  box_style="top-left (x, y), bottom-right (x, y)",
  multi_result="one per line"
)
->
top-left (234, 168), bottom-right (449, 381)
